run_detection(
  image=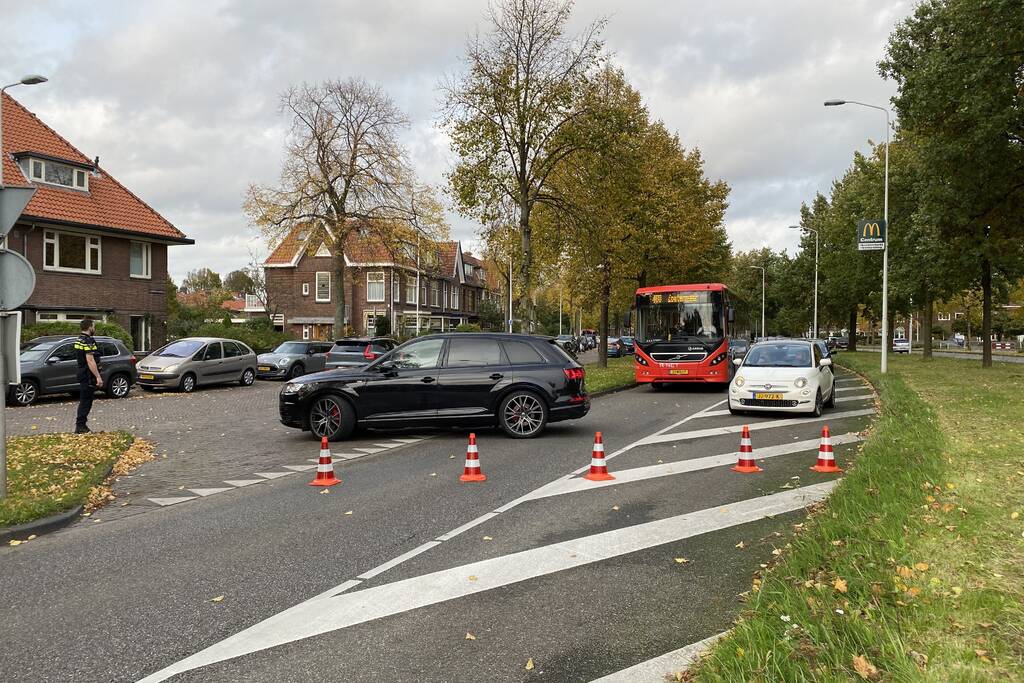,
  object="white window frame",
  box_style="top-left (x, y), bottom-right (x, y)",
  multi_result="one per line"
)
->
top-left (954, 312), bottom-right (964, 319)
top-left (451, 285), bottom-right (460, 309)
top-left (23, 157), bottom-right (89, 191)
top-left (43, 230), bottom-right (102, 274)
top-left (365, 312), bottom-right (378, 334)
top-left (302, 282), bottom-right (310, 296)
top-left (392, 274), bottom-right (401, 302)
top-left (406, 277), bottom-right (416, 304)
top-left (129, 315), bottom-right (151, 352)
top-left (36, 311), bottom-right (106, 323)
top-left (302, 325), bottom-right (311, 340)
top-left (366, 271), bottom-right (386, 303)
top-left (937, 312), bottom-right (950, 321)
top-left (129, 241), bottom-right (152, 279)
top-left (315, 272), bottom-right (331, 303)
top-left (430, 281), bottom-right (440, 307)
